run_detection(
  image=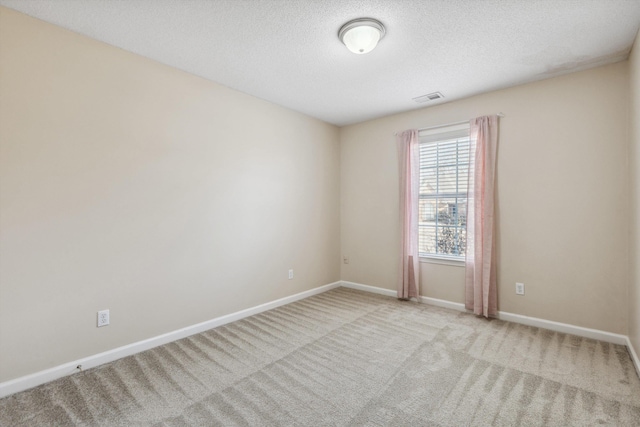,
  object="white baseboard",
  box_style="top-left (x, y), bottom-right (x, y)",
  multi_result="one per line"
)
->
top-left (341, 281), bottom-right (467, 313)
top-left (4, 280), bottom-right (638, 398)
top-left (0, 281), bottom-right (342, 398)
top-left (340, 280), bottom-right (633, 350)
top-left (420, 296), bottom-right (466, 312)
top-left (340, 280), bottom-right (396, 297)
top-left (495, 311), bottom-right (627, 345)
top-left (626, 336), bottom-right (640, 379)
